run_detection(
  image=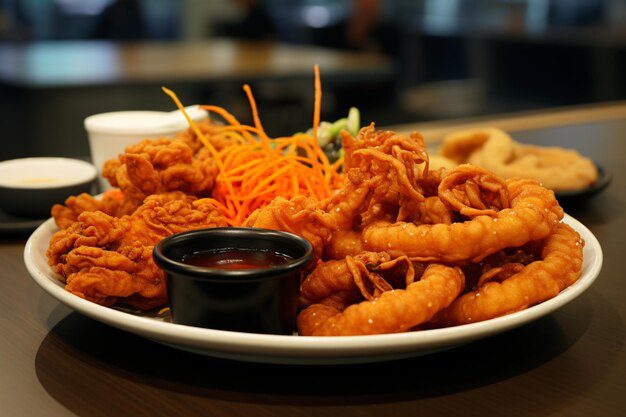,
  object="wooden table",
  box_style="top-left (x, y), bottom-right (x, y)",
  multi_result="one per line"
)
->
top-left (1, 105), bottom-right (625, 416)
top-left (0, 40), bottom-right (392, 160)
